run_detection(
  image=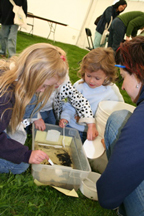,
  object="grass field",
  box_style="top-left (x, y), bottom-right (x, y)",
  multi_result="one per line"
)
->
top-left (0, 31), bottom-right (135, 216)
